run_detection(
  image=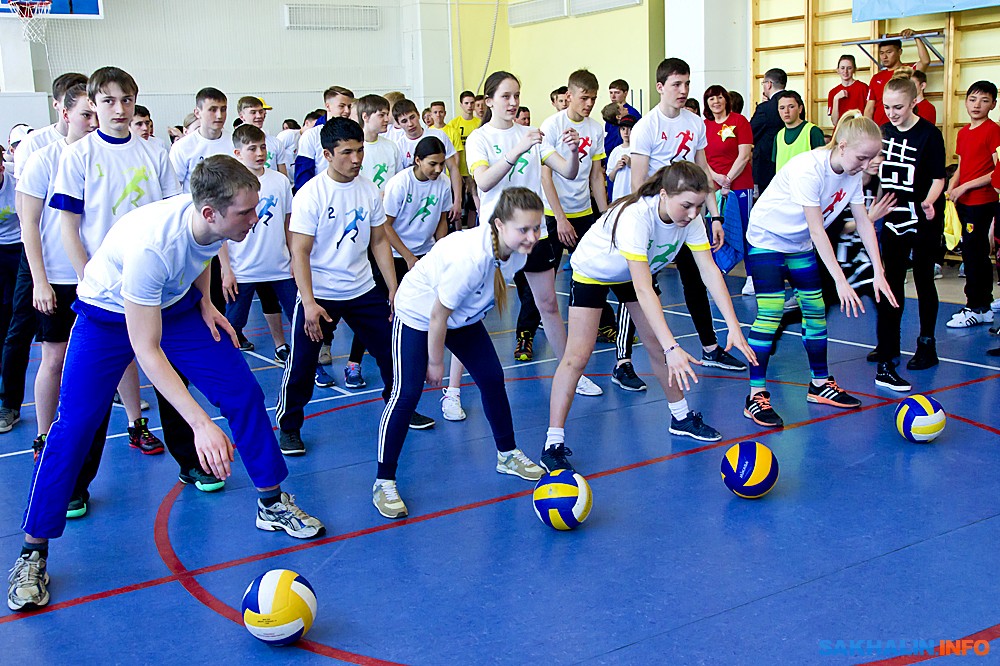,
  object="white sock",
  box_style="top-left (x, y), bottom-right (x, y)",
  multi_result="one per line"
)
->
top-left (811, 377), bottom-right (827, 388)
top-left (668, 399), bottom-right (689, 420)
top-left (445, 387), bottom-right (461, 398)
top-left (545, 427), bottom-right (565, 449)
top-left (702, 344), bottom-right (717, 353)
